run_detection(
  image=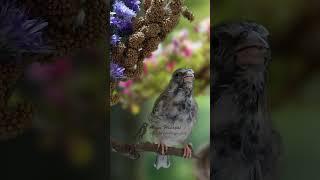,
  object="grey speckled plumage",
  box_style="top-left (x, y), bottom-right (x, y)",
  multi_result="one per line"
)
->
top-left (212, 22), bottom-right (281, 180)
top-left (149, 68), bottom-right (198, 169)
